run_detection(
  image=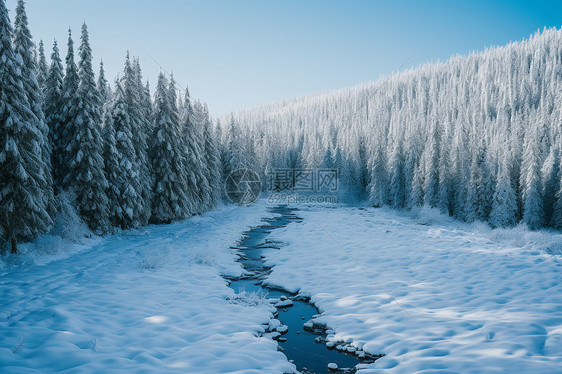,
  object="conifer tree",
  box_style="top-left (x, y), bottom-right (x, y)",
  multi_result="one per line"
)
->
top-left (14, 0), bottom-right (55, 217)
top-left (62, 24), bottom-right (110, 233)
top-left (149, 73), bottom-right (189, 223)
top-left (0, 0), bottom-right (52, 252)
top-left (489, 150), bottom-right (518, 228)
top-left (37, 39), bottom-right (48, 92)
top-left (108, 81), bottom-right (143, 228)
top-left (520, 123), bottom-right (545, 229)
top-left (202, 112), bottom-right (223, 207)
top-left (44, 40), bottom-right (65, 187)
top-left (181, 96), bottom-right (209, 213)
top-left (102, 107), bottom-right (122, 229)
